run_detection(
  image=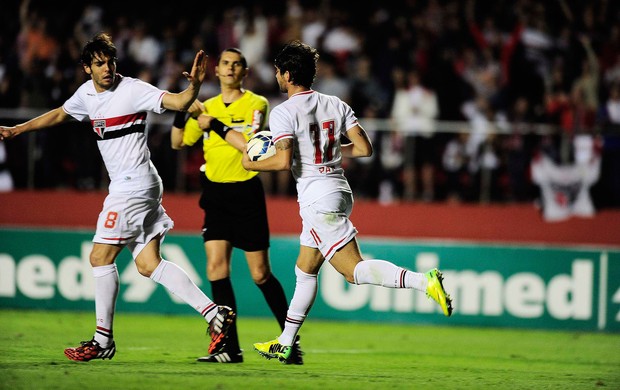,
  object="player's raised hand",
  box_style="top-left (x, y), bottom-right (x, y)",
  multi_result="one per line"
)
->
top-left (183, 50), bottom-right (208, 87)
